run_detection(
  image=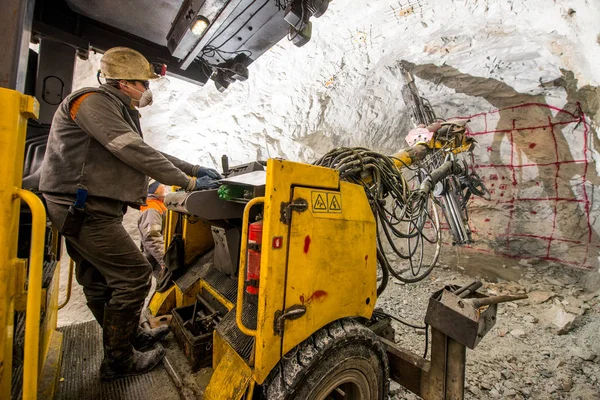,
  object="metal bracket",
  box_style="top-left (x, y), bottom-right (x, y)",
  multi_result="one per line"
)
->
top-left (274, 304), bottom-right (306, 335)
top-left (280, 198), bottom-right (308, 224)
top-left (425, 282), bottom-right (527, 349)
